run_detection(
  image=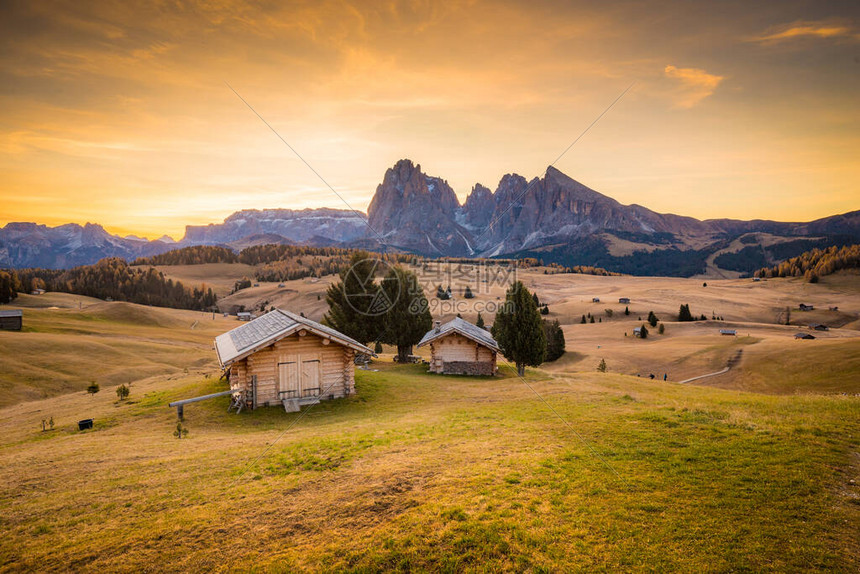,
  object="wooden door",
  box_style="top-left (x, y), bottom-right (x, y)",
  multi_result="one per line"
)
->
top-left (301, 355), bottom-right (321, 398)
top-left (278, 356), bottom-right (299, 399)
